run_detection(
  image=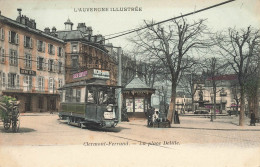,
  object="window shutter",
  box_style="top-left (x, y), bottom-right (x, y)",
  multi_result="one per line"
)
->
top-left (8, 73), bottom-right (11, 88)
top-left (48, 44), bottom-right (50, 53)
top-left (24, 36), bottom-right (26, 47)
top-left (43, 77), bottom-right (45, 91)
top-left (8, 31), bottom-right (11, 42)
top-left (61, 48), bottom-right (64, 57)
top-left (43, 58), bottom-right (46, 70)
top-left (24, 54), bottom-right (27, 67)
top-left (1, 48), bottom-right (4, 62)
top-left (0, 28), bottom-right (3, 40)
top-left (48, 59), bottom-right (50, 71)
top-left (37, 77), bottom-right (40, 89)
top-left (2, 29), bottom-right (4, 40)
top-left (37, 40), bottom-right (39, 50)
top-left (30, 38), bottom-right (32, 48)
top-left (16, 33), bottom-right (19, 44)
top-left (52, 46), bottom-right (55, 55)
top-left (16, 75), bottom-right (19, 88)
top-left (37, 57), bottom-right (39, 69)
top-left (57, 47), bottom-right (60, 57)
top-left (43, 42), bottom-right (45, 52)
top-left (2, 73), bottom-right (5, 86)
